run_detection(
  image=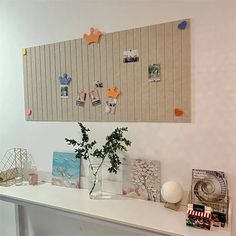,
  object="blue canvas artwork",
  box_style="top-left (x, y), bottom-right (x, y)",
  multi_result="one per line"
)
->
top-left (52, 152), bottom-right (80, 188)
